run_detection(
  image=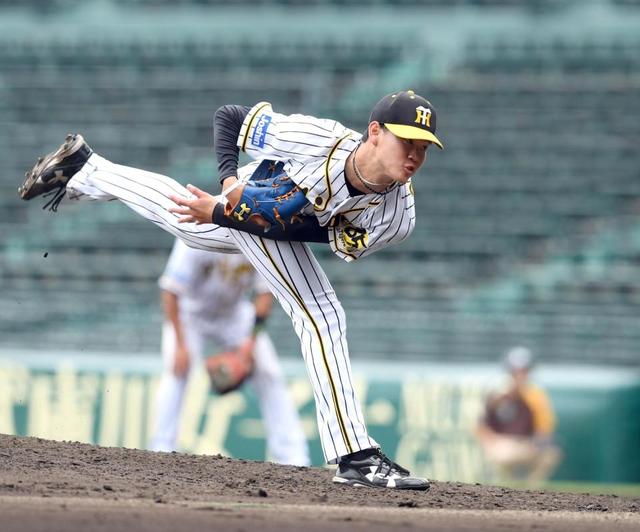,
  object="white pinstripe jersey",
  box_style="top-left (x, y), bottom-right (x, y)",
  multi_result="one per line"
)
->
top-left (159, 239), bottom-right (269, 331)
top-left (236, 102), bottom-right (417, 262)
